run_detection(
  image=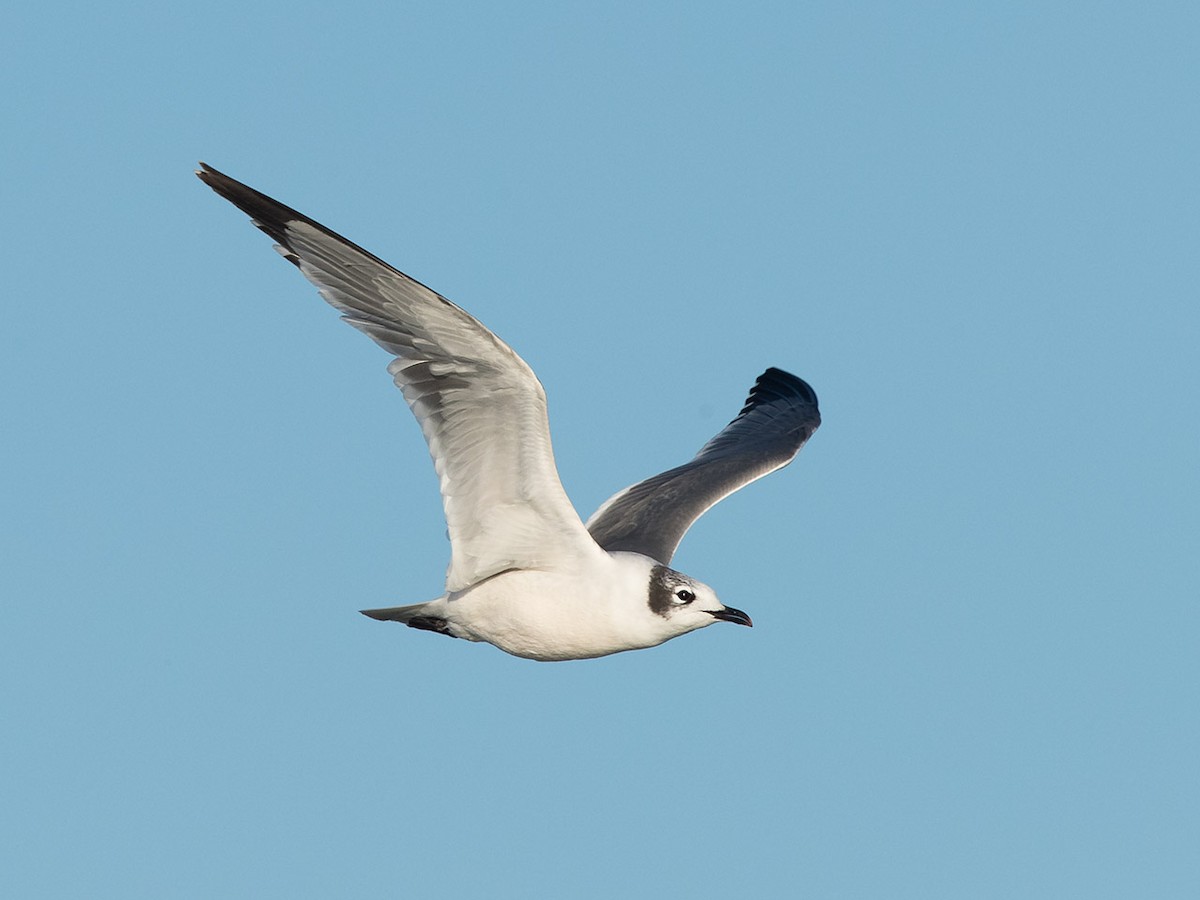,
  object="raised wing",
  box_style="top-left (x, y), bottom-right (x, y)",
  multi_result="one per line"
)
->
top-left (197, 164), bottom-right (604, 591)
top-left (586, 368), bottom-right (820, 564)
